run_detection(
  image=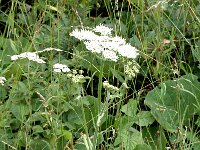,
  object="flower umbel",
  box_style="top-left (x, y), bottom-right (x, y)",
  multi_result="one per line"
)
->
top-left (37, 47), bottom-right (63, 53)
top-left (103, 81), bottom-right (119, 92)
top-left (11, 52), bottom-right (46, 63)
top-left (70, 24), bottom-right (139, 62)
top-left (53, 63), bottom-right (70, 73)
top-left (124, 61), bottom-right (140, 80)
top-left (70, 29), bottom-right (98, 41)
